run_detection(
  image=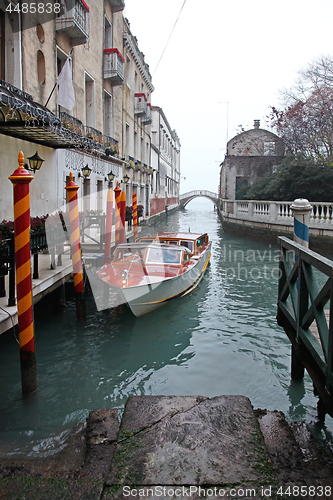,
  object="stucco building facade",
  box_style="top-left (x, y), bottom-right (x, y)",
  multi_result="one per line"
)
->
top-left (219, 120), bottom-right (285, 201)
top-left (150, 106), bottom-right (181, 216)
top-left (0, 0), bottom-right (180, 221)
